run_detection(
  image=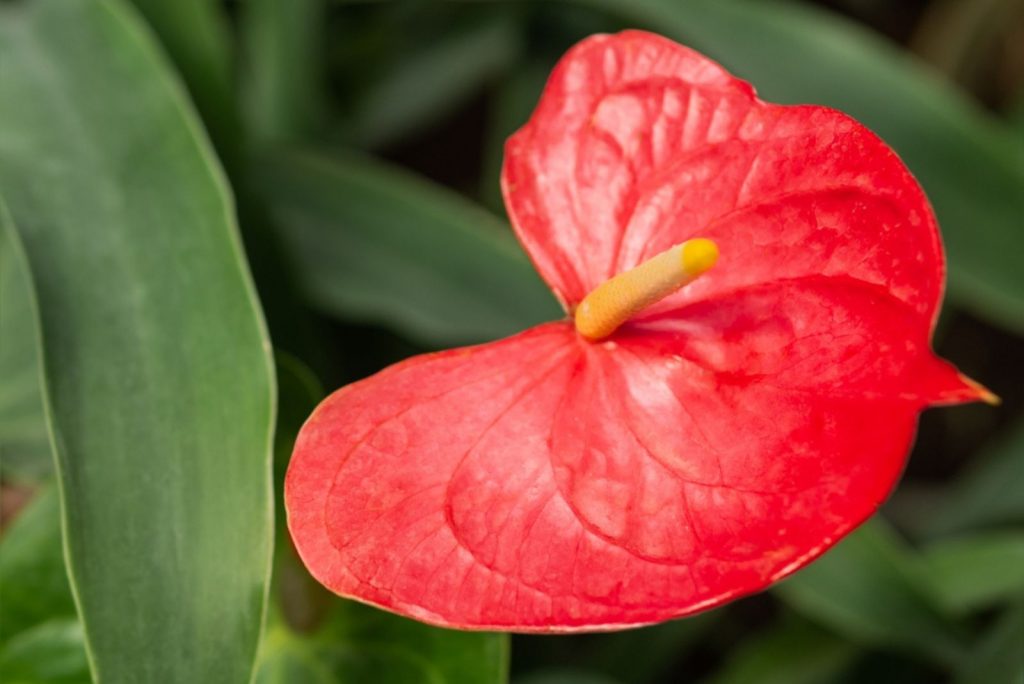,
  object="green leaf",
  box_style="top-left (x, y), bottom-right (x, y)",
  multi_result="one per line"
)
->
top-left (515, 671), bottom-right (620, 684)
top-left (261, 530), bottom-right (508, 684)
top-left (240, 0), bottom-right (324, 144)
top-left (347, 11), bottom-right (523, 149)
top-left (585, 614), bottom-right (717, 684)
top-left (0, 206), bottom-right (50, 484)
top-left (1009, 91), bottom-right (1024, 135)
top-left (271, 351), bottom-right (322, 533)
top-left (775, 519), bottom-right (966, 667)
top-left (322, 600), bottom-right (509, 684)
top-left (273, 351), bottom-right (324, 475)
top-left (579, 0), bottom-right (1024, 333)
top-left (256, 602), bottom-right (509, 684)
top-left (954, 599), bottom-right (1024, 684)
top-left (0, 1), bottom-right (276, 682)
top-left (0, 487), bottom-right (75, 644)
top-left (254, 622), bottom-right (337, 684)
top-left (259, 150), bottom-right (561, 345)
top-left (923, 419), bottom-right (1024, 537)
top-left (704, 618), bottom-right (858, 684)
top-left (510, 612), bottom-right (716, 684)
top-left (921, 532), bottom-right (1024, 615)
top-left (127, 0), bottom-right (240, 164)
top-left (0, 619), bottom-right (91, 684)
